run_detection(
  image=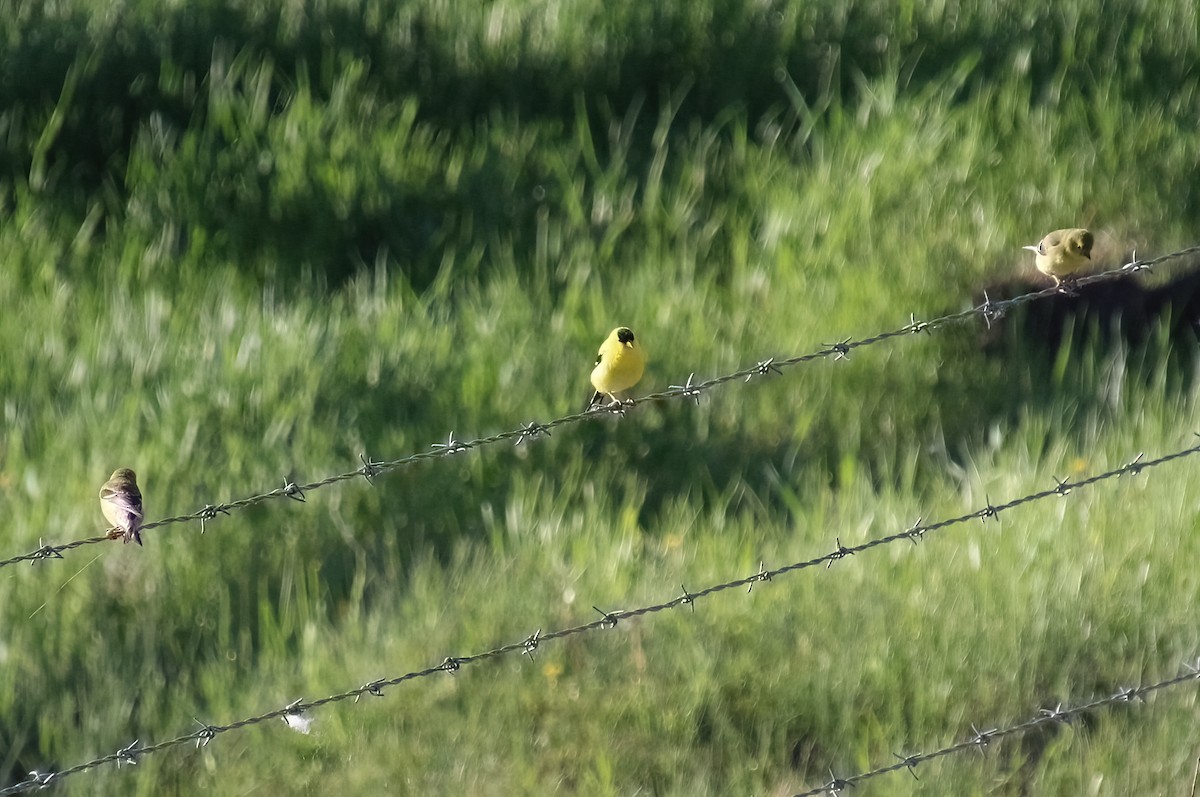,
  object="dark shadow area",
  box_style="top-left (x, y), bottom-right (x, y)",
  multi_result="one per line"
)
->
top-left (978, 265), bottom-right (1200, 384)
top-left (894, 262), bottom-right (1200, 474)
top-left (8, 2), bottom-right (1193, 178)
